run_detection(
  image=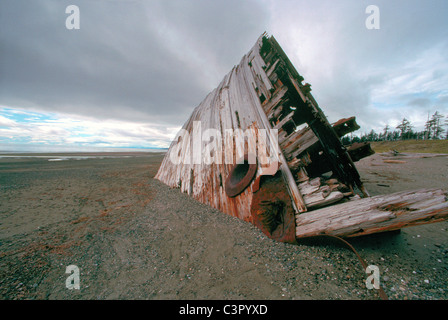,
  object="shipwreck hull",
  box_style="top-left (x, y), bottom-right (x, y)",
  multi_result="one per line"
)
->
top-left (155, 34), bottom-right (448, 243)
